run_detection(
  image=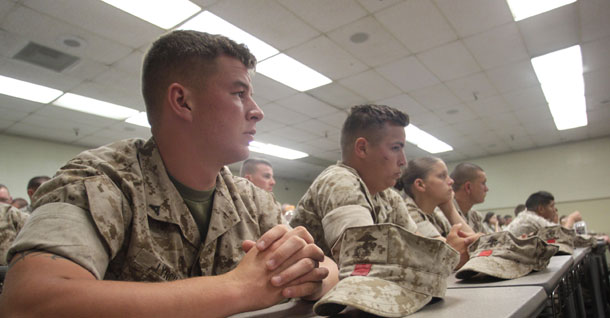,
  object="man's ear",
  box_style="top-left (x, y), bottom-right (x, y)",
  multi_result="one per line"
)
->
top-left (244, 174), bottom-right (253, 182)
top-left (168, 83), bottom-right (193, 121)
top-left (27, 188), bottom-right (34, 199)
top-left (464, 181), bottom-right (472, 194)
top-left (354, 137), bottom-right (368, 159)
